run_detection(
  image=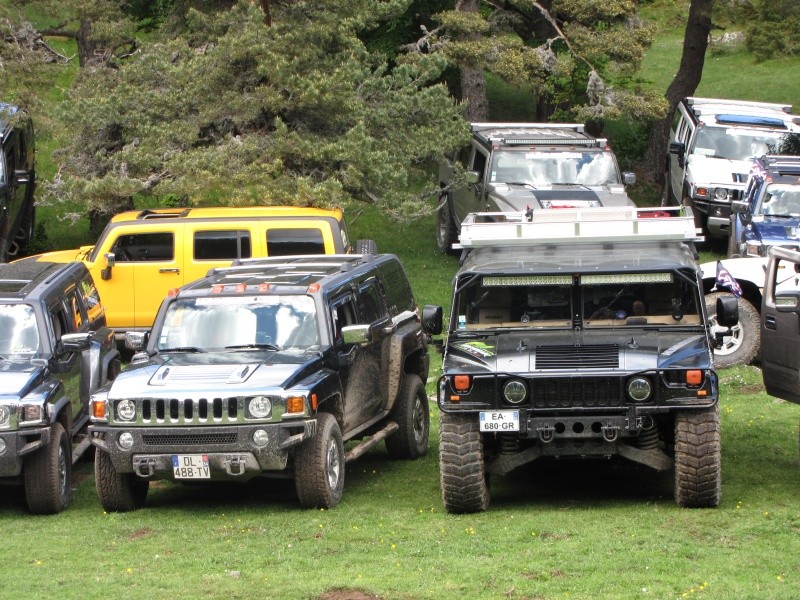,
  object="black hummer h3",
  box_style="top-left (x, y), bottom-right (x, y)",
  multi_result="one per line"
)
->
top-left (0, 259), bottom-right (118, 513)
top-left (437, 208), bottom-right (739, 513)
top-left (89, 254), bottom-right (442, 511)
